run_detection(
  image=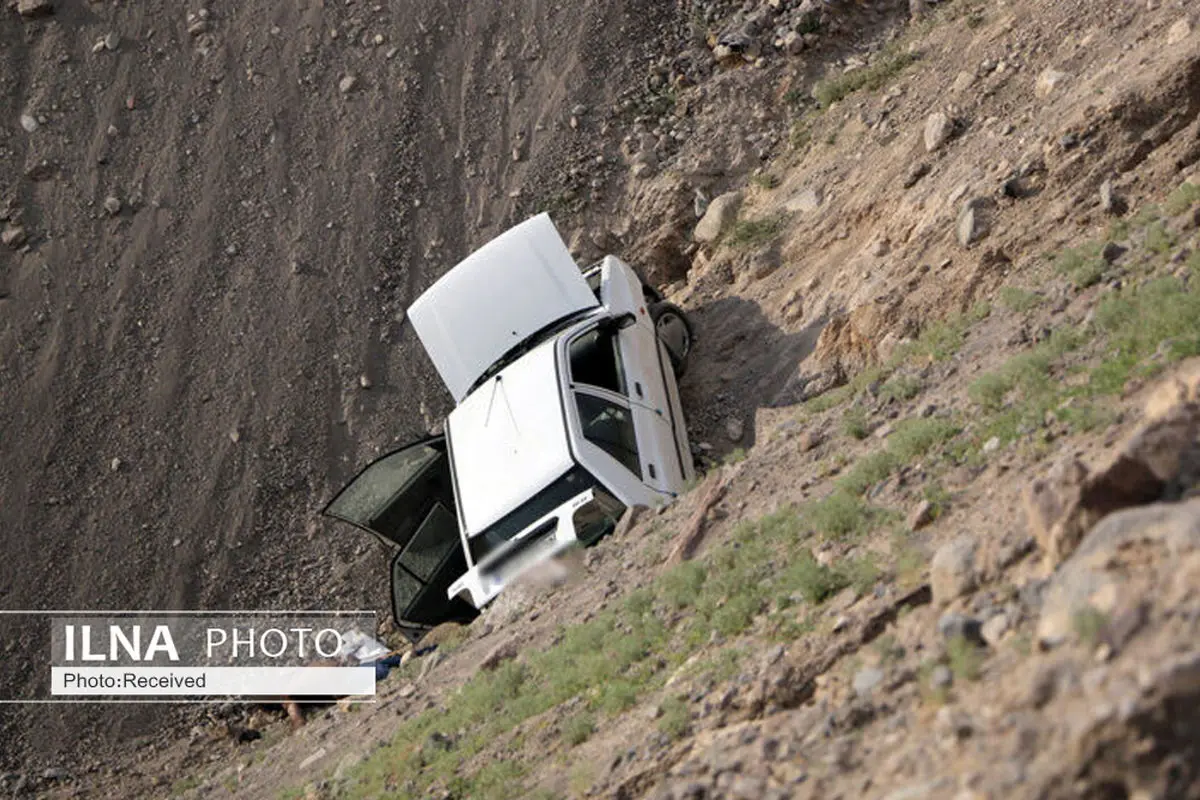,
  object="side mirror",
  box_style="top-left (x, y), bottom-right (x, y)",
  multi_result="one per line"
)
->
top-left (606, 312), bottom-right (637, 331)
